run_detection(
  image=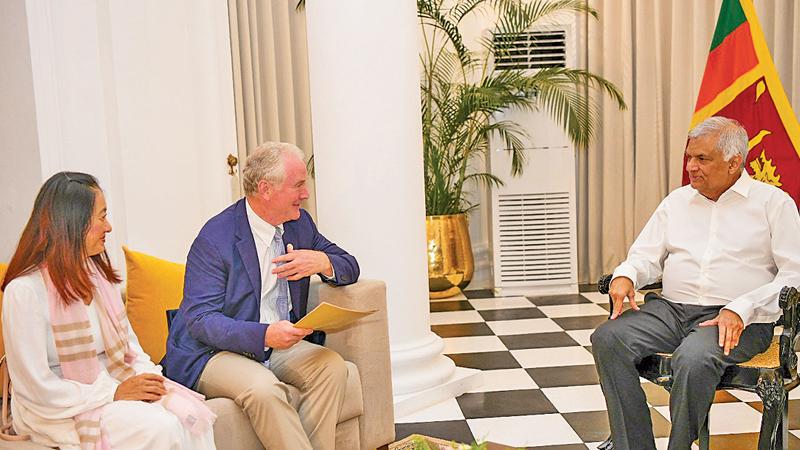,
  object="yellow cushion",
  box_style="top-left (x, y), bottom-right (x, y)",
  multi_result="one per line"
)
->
top-left (123, 247), bottom-right (185, 363)
top-left (0, 263), bottom-right (7, 356)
